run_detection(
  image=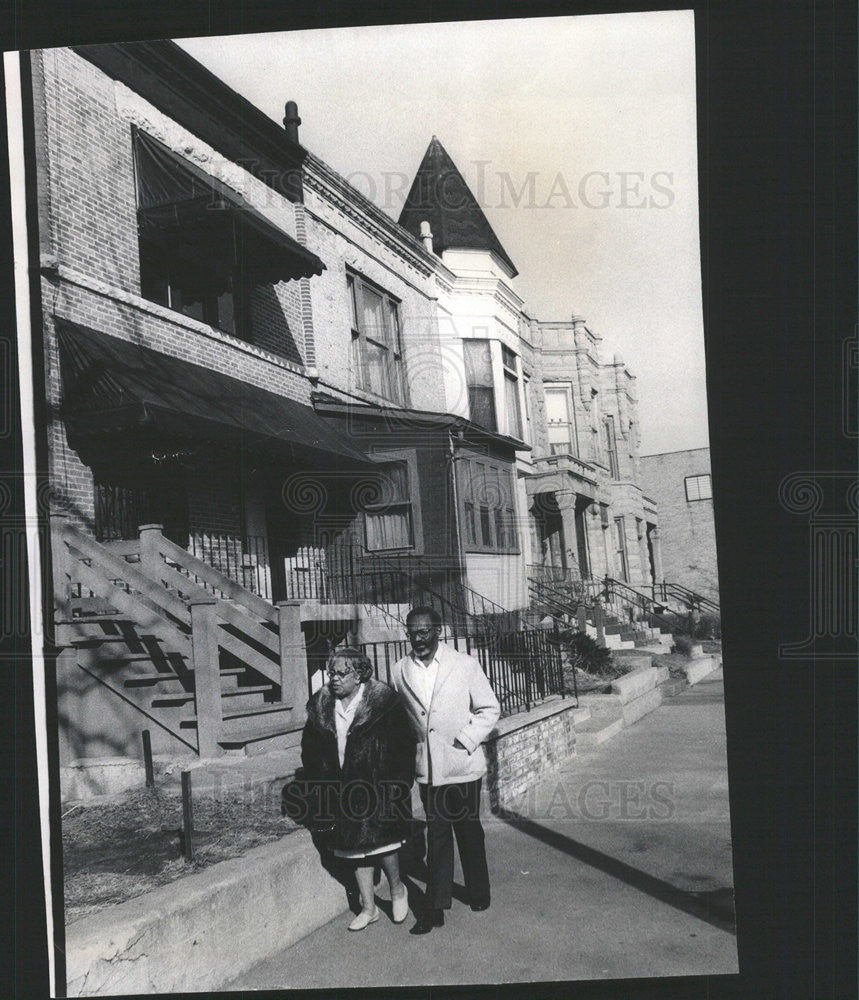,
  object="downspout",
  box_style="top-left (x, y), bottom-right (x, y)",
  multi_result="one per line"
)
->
top-left (448, 427), bottom-right (468, 612)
